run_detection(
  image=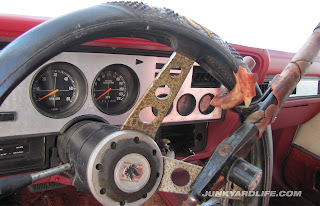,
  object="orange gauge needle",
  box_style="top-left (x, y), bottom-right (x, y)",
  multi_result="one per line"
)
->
top-left (96, 88), bottom-right (112, 100)
top-left (40, 89), bottom-right (59, 101)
